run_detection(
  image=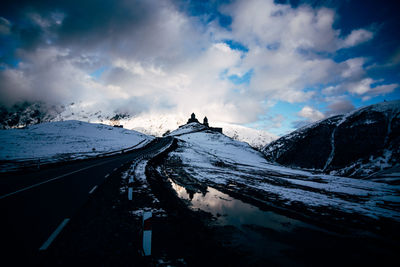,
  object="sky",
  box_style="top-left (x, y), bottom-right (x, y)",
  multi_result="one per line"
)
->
top-left (0, 0), bottom-right (399, 135)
